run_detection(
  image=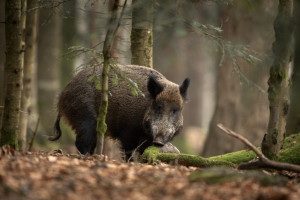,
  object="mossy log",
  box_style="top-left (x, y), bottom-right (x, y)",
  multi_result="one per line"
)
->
top-left (141, 134), bottom-right (300, 168)
top-left (141, 146), bottom-right (235, 168)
